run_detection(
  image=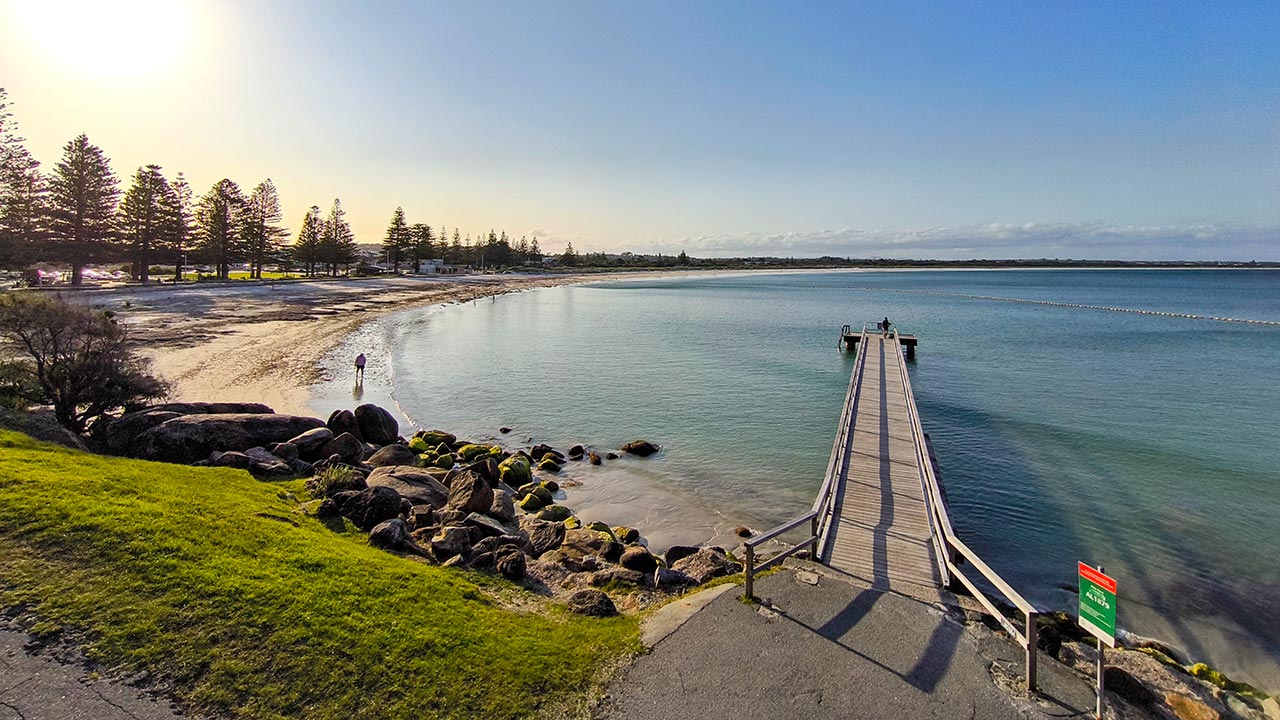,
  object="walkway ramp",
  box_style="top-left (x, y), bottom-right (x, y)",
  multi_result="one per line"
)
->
top-left (821, 333), bottom-right (941, 590)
